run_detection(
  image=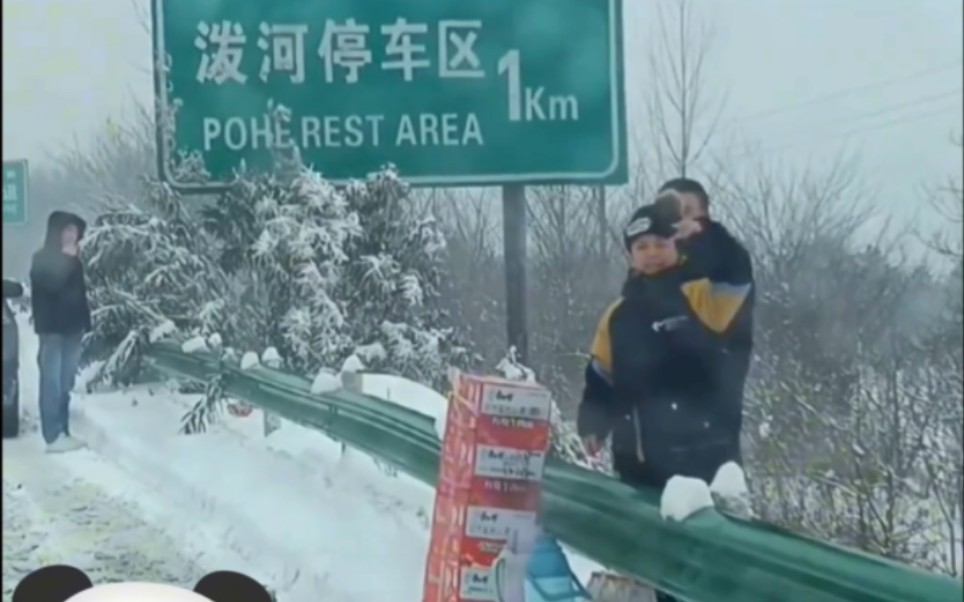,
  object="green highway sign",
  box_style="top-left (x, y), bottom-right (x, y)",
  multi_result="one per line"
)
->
top-left (2, 160), bottom-right (28, 225)
top-left (152, 0), bottom-right (627, 190)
